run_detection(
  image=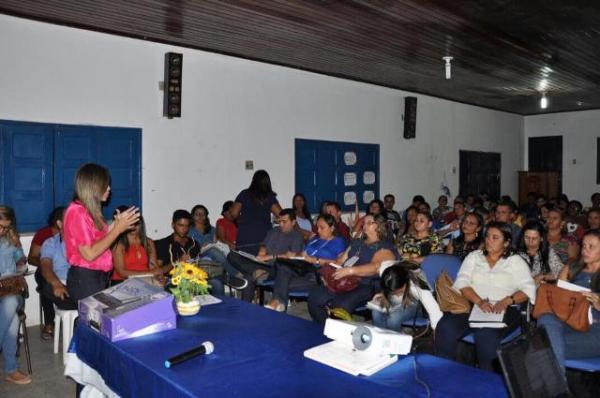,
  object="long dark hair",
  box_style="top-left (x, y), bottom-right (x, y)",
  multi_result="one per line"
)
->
top-left (248, 170), bottom-right (276, 203)
top-left (316, 213), bottom-right (337, 236)
top-left (191, 204), bottom-right (212, 234)
top-left (293, 193), bottom-right (312, 225)
top-left (569, 229), bottom-right (600, 292)
top-left (454, 212), bottom-right (484, 251)
top-left (483, 221), bottom-right (515, 258)
top-left (380, 262), bottom-right (428, 310)
top-left (117, 214), bottom-right (151, 257)
top-left (402, 205), bottom-right (418, 235)
top-left (518, 220), bottom-right (550, 274)
top-left (368, 199), bottom-right (387, 219)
